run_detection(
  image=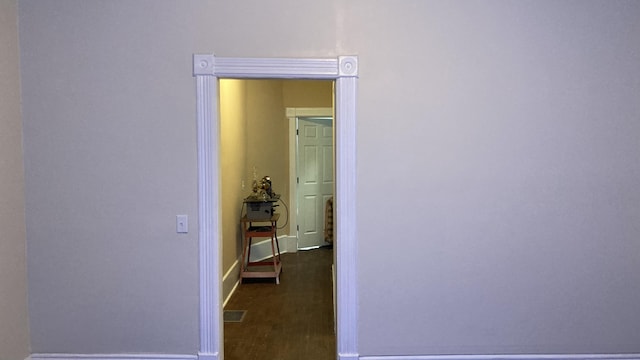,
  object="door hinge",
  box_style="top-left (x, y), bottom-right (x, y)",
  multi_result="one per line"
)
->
top-left (297, 177), bottom-right (299, 184)
top-left (296, 128), bottom-right (299, 135)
